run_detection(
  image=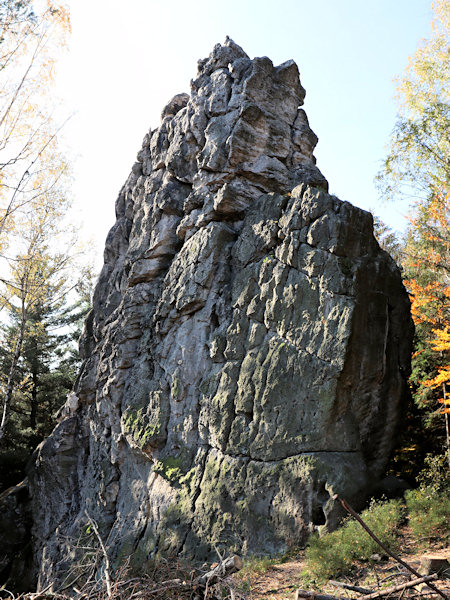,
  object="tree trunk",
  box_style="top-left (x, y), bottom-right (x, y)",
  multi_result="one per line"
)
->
top-left (30, 367), bottom-right (38, 430)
